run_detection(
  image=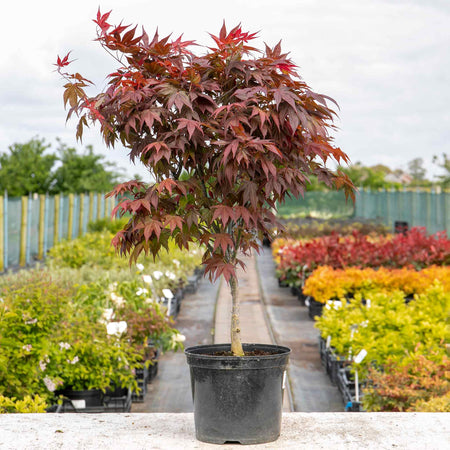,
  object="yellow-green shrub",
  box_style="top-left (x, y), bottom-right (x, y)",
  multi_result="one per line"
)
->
top-left (0, 395), bottom-right (48, 413)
